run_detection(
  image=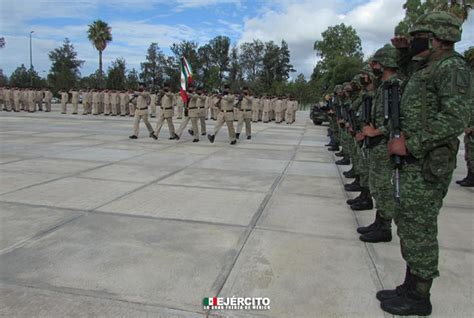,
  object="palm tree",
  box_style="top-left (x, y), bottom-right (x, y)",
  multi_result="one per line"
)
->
top-left (87, 20), bottom-right (112, 88)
